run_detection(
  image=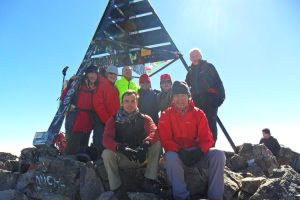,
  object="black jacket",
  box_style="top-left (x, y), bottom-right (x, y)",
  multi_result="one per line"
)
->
top-left (259, 136), bottom-right (281, 156)
top-left (138, 89), bottom-right (159, 124)
top-left (186, 60), bottom-right (225, 108)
